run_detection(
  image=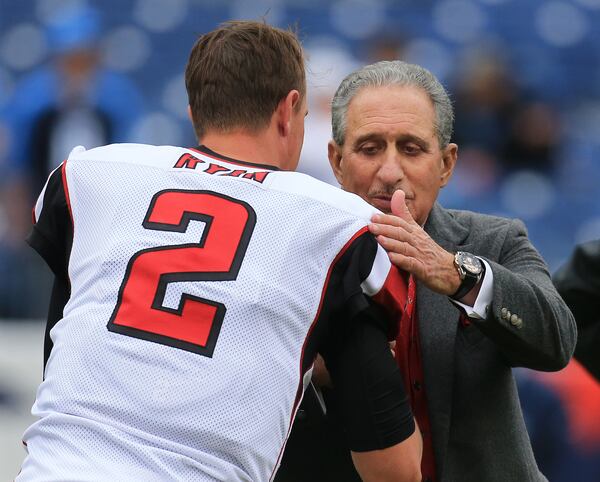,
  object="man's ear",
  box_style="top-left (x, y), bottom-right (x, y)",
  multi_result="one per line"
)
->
top-left (328, 140), bottom-right (344, 185)
top-left (187, 105), bottom-right (193, 122)
top-left (276, 90), bottom-right (300, 137)
top-left (440, 142), bottom-right (458, 187)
